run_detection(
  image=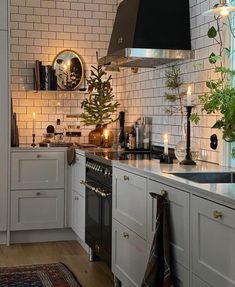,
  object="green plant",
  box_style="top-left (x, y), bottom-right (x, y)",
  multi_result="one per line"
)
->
top-left (80, 63), bottom-right (120, 126)
top-left (193, 15), bottom-right (235, 141)
top-left (165, 65), bottom-right (185, 120)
